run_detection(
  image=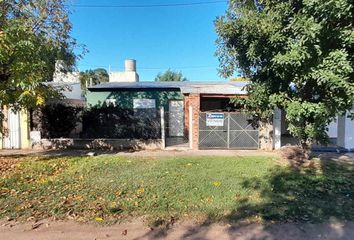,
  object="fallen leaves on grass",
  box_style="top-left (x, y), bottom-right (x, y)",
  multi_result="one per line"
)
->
top-left (0, 157), bottom-right (20, 175)
top-left (137, 188), bottom-right (145, 194)
top-left (213, 181), bottom-right (221, 187)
